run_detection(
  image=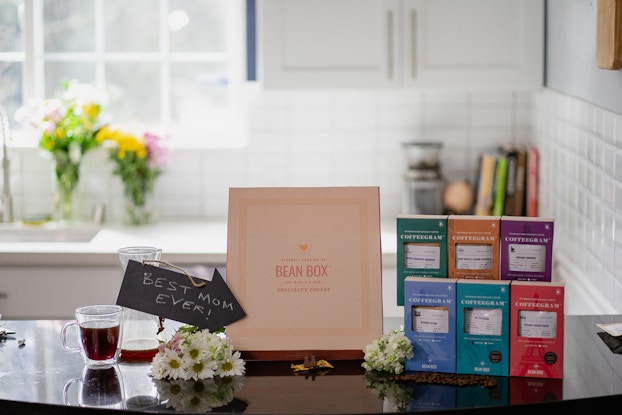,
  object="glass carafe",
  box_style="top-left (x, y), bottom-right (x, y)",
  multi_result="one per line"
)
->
top-left (117, 246), bottom-right (164, 362)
